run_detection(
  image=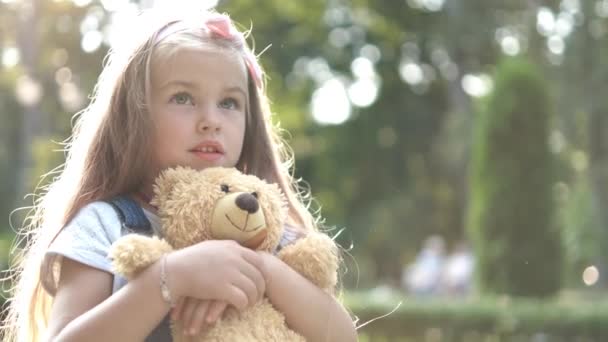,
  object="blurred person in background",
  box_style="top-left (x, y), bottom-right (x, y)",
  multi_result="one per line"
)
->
top-left (401, 234), bottom-right (446, 296)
